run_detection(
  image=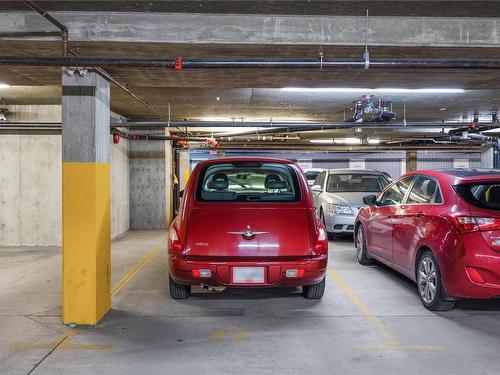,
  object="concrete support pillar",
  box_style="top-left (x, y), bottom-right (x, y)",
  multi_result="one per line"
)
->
top-left (406, 150), bottom-right (417, 172)
top-left (178, 149), bottom-right (191, 190)
top-left (129, 131), bottom-right (167, 229)
top-left (62, 69), bottom-right (111, 325)
top-left (481, 144), bottom-right (498, 168)
top-left (165, 130), bottom-right (174, 223)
